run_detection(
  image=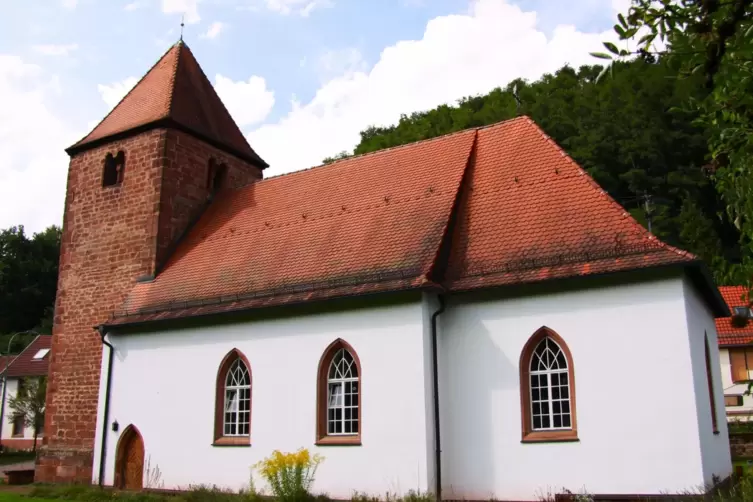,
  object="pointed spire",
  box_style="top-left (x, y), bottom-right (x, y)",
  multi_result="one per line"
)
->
top-left (68, 42), bottom-right (267, 168)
